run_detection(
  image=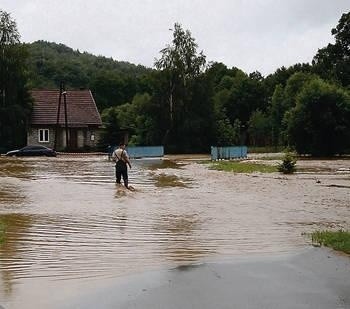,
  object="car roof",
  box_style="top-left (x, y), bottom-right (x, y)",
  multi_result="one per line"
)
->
top-left (22, 145), bottom-right (50, 150)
